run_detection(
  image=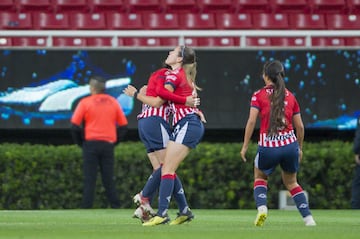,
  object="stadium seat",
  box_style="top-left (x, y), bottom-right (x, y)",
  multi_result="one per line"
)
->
top-left (52, 37), bottom-right (87, 47)
top-left (196, 37), bottom-right (239, 47)
top-left (126, 0), bottom-right (163, 13)
top-left (288, 13), bottom-right (326, 29)
top-left (88, 0), bottom-right (125, 13)
top-left (11, 37), bottom-right (47, 47)
top-left (179, 13), bottom-right (216, 29)
top-left (33, 13), bottom-right (70, 29)
top-left (326, 14), bottom-right (360, 29)
top-left (252, 13), bottom-right (289, 29)
top-left (0, 37), bottom-right (12, 47)
top-left (270, 37), bottom-right (306, 47)
top-left (0, 12), bottom-right (32, 29)
top-left (0, 0), bottom-right (16, 12)
top-left (105, 12), bottom-right (143, 29)
top-left (119, 37), bottom-right (161, 47)
top-left (308, 0), bottom-right (347, 13)
top-left (347, 0), bottom-right (360, 13)
top-left (70, 13), bottom-right (107, 30)
top-left (311, 37), bottom-right (346, 47)
top-left (52, 0), bottom-right (89, 12)
top-left (163, 0), bottom-right (198, 13)
top-left (159, 37), bottom-right (179, 46)
top-left (269, 0), bottom-right (309, 13)
top-left (143, 13), bottom-right (179, 29)
top-left (234, 0), bottom-right (271, 13)
top-left (182, 37), bottom-right (198, 47)
top-left (344, 37), bottom-right (360, 46)
top-left (16, 0), bottom-right (53, 12)
top-left (246, 37), bottom-right (272, 47)
top-left (215, 13), bottom-right (253, 29)
top-left (197, 0), bottom-right (234, 13)
top-left (86, 37), bottom-right (113, 47)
